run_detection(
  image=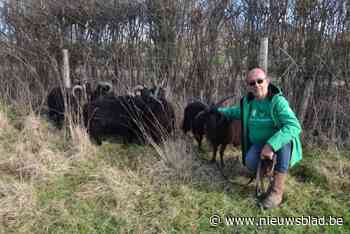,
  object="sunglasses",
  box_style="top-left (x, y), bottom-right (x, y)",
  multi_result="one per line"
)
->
top-left (248, 78), bottom-right (265, 87)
